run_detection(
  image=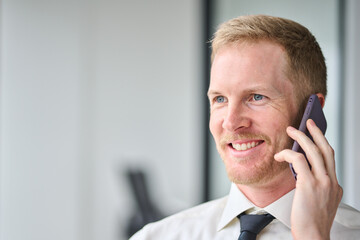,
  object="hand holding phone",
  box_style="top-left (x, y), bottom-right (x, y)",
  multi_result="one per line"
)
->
top-left (274, 94), bottom-right (342, 240)
top-left (290, 94), bottom-right (327, 179)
